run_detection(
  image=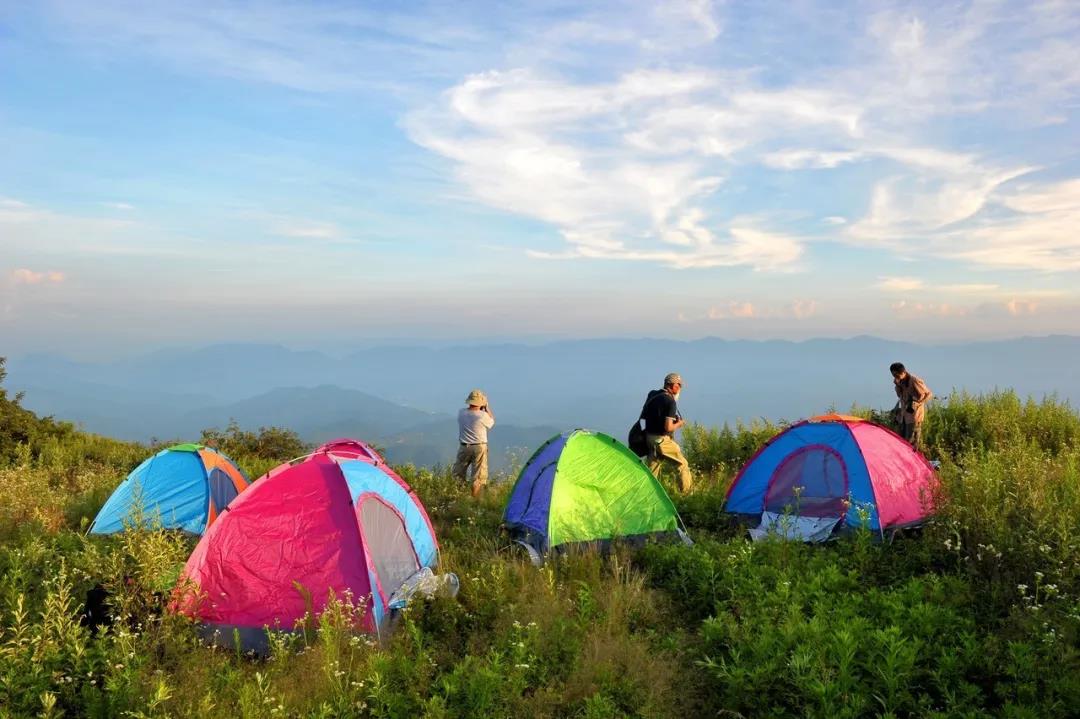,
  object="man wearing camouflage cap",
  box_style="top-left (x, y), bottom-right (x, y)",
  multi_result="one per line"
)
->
top-left (453, 389), bottom-right (495, 497)
top-left (641, 372), bottom-right (693, 493)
